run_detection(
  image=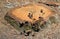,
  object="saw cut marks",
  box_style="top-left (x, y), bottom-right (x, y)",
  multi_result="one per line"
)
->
top-left (8, 3), bottom-right (54, 23)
